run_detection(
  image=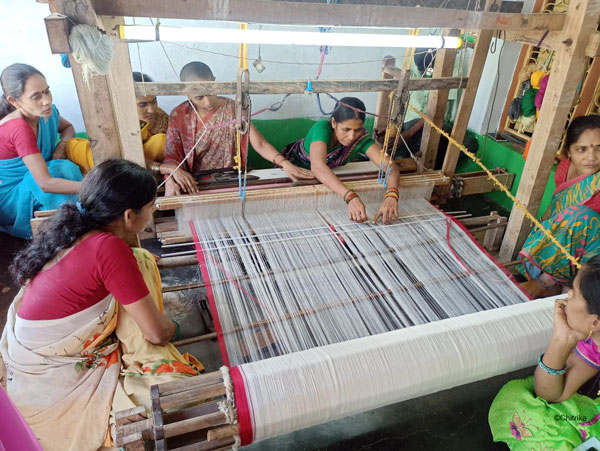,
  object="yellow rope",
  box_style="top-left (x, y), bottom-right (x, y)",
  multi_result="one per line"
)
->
top-left (407, 103), bottom-right (582, 270)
